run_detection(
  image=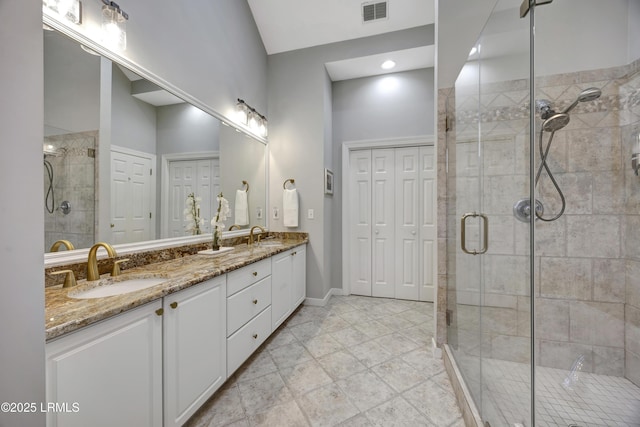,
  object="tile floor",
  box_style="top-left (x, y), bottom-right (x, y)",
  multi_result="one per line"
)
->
top-left (186, 295), bottom-right (464, 427)
top-left (479, 358), bottom-right (640, 427)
